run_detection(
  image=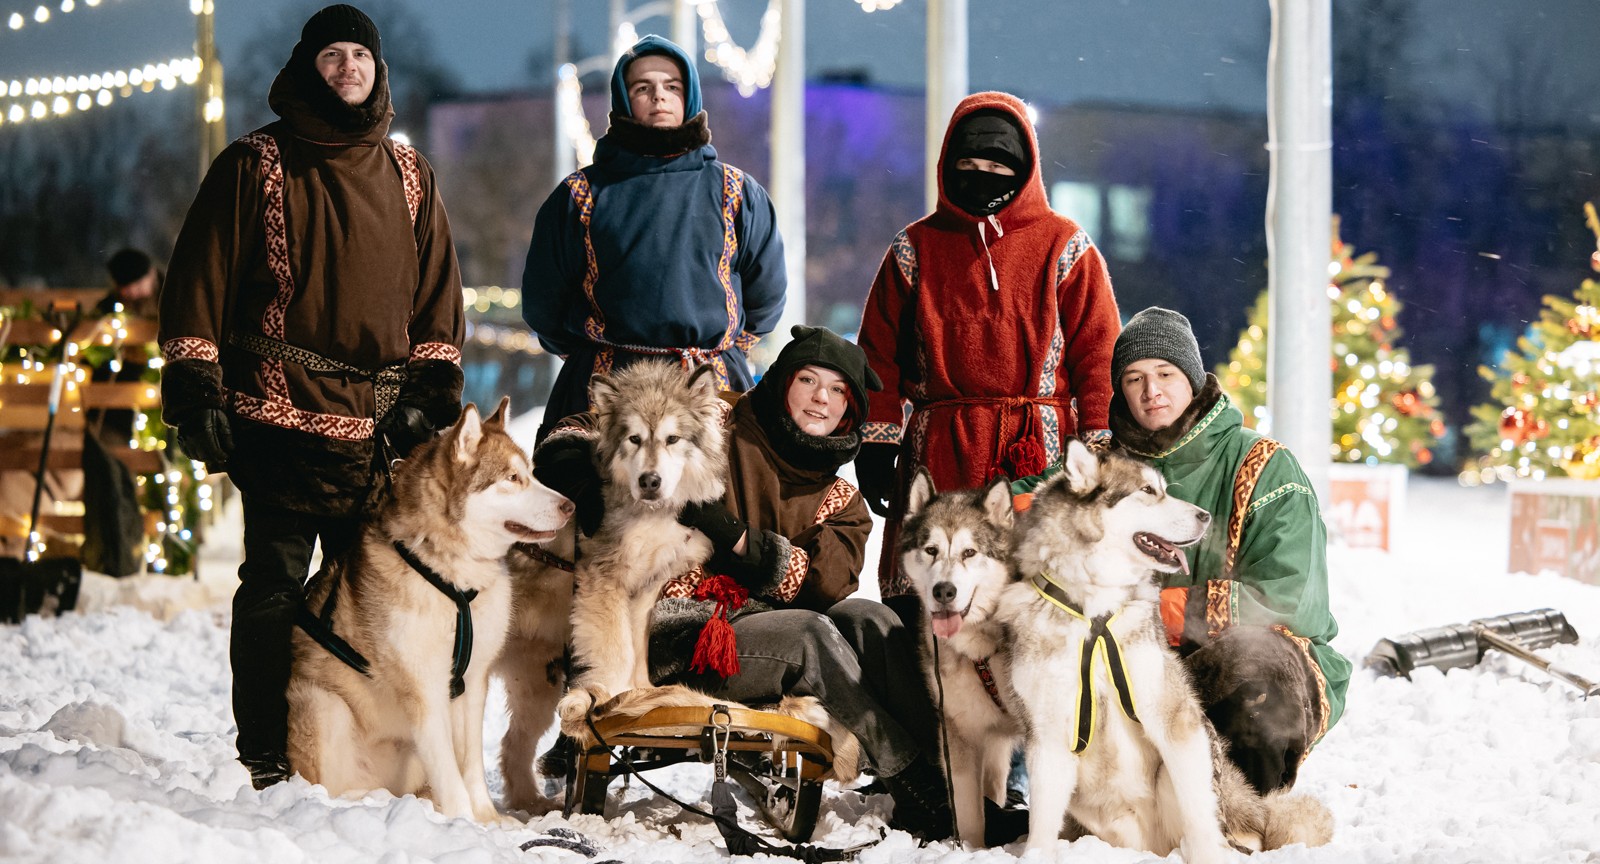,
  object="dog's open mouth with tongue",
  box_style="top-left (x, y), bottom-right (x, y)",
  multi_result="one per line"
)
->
top-left (1134, 531), bottom-right (1190, 574)
top-left (929, 600), bottom-right (973, 638)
